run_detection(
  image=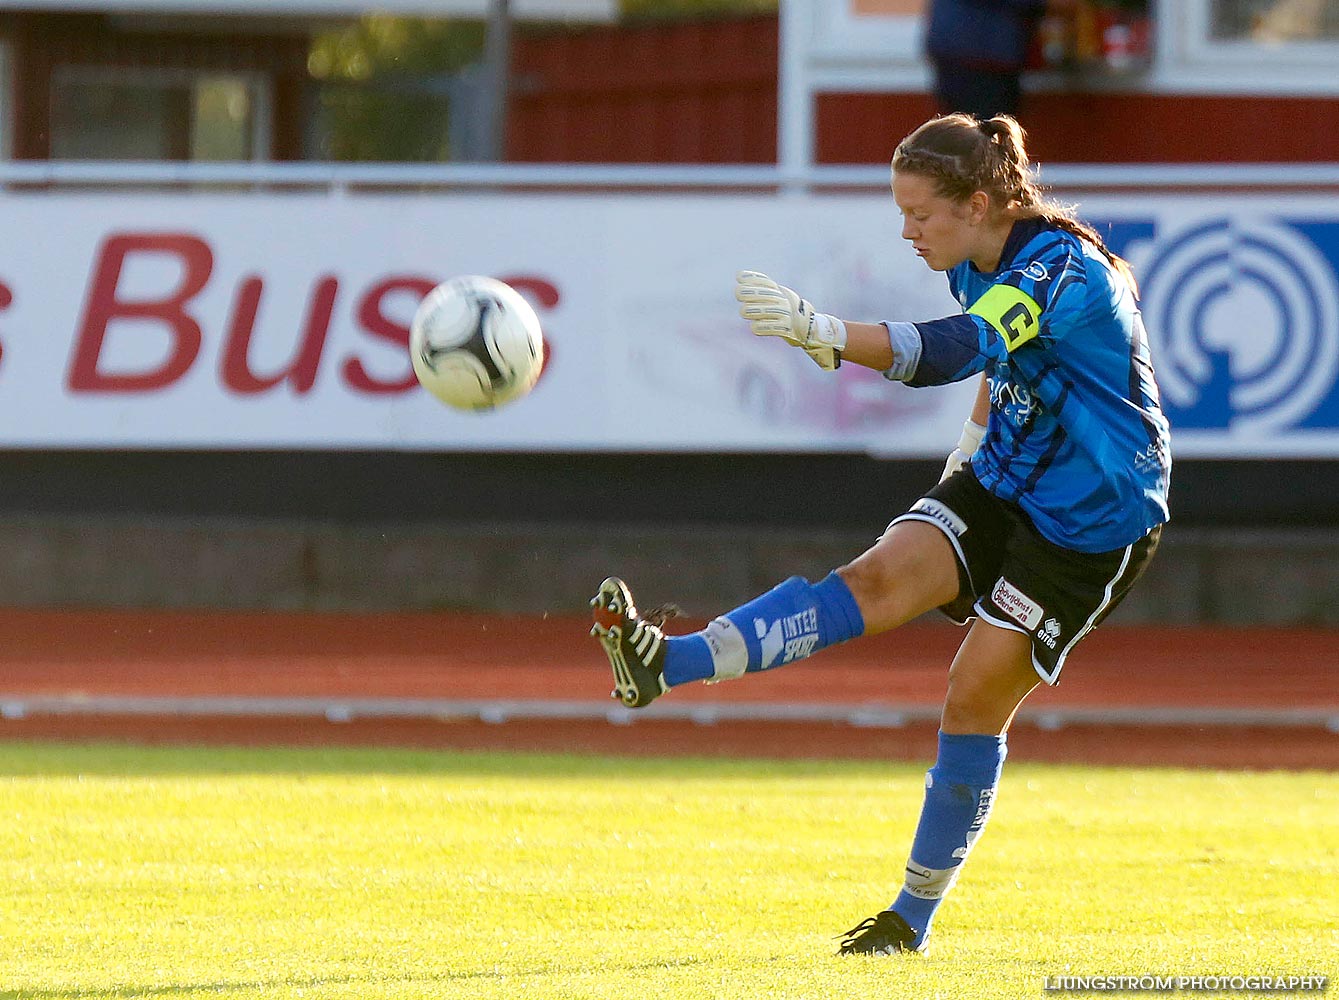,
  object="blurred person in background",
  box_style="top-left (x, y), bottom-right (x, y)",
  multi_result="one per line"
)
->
top-left (926, 0), bottom-right (1074, 120)
top-left (591, 111), bottom-right (1170, 957)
